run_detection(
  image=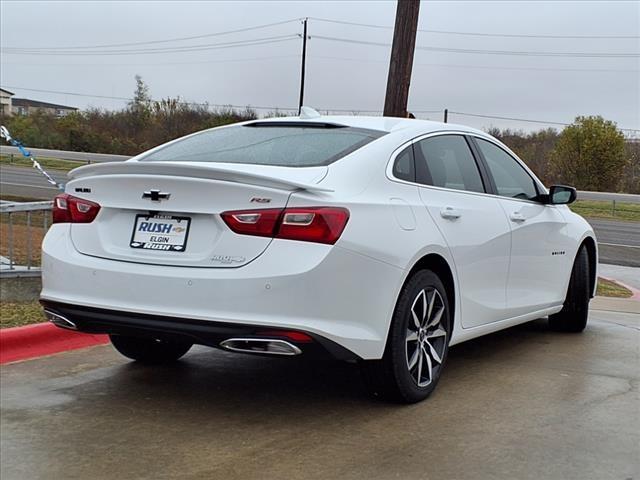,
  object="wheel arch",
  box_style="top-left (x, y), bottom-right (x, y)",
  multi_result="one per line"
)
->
top-left (404, 253), bottom-right (456, 329)
top-left (580, 236), bottom-right (598, 298)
